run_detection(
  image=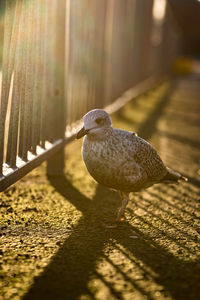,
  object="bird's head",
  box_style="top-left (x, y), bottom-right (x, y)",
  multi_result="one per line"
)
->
top-left (76, 109), bottom-right (112, 140)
